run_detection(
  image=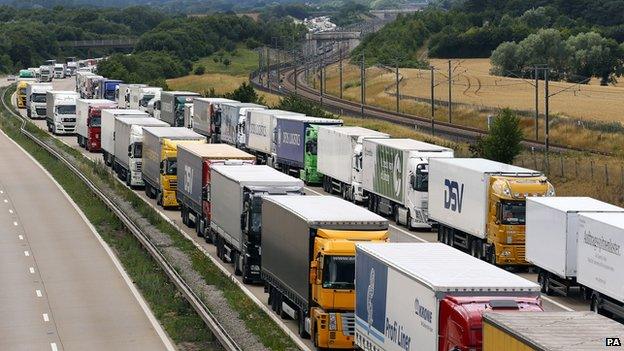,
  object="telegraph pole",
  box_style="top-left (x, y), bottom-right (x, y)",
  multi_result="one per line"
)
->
top-left (293, 49), bottom-right (298, 93)
top-left (360, 54), bottom-right (365, 118)
top-left (395, 61), bottom-right (400, 113)
top-left (448, 60), bottom-right (452, 124)
top-left (339, 46), bottom-right (343, 99)
top-left (544, 68), bottom-right (550, 152)
top-left (266, 46), bottom-right (271, 92)
top-left (534, 66), bottom-right (539, 140)
top-left (320, 56), bottom-right (324, 106)
top-left (431, 66), bottom-right (435, 136)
